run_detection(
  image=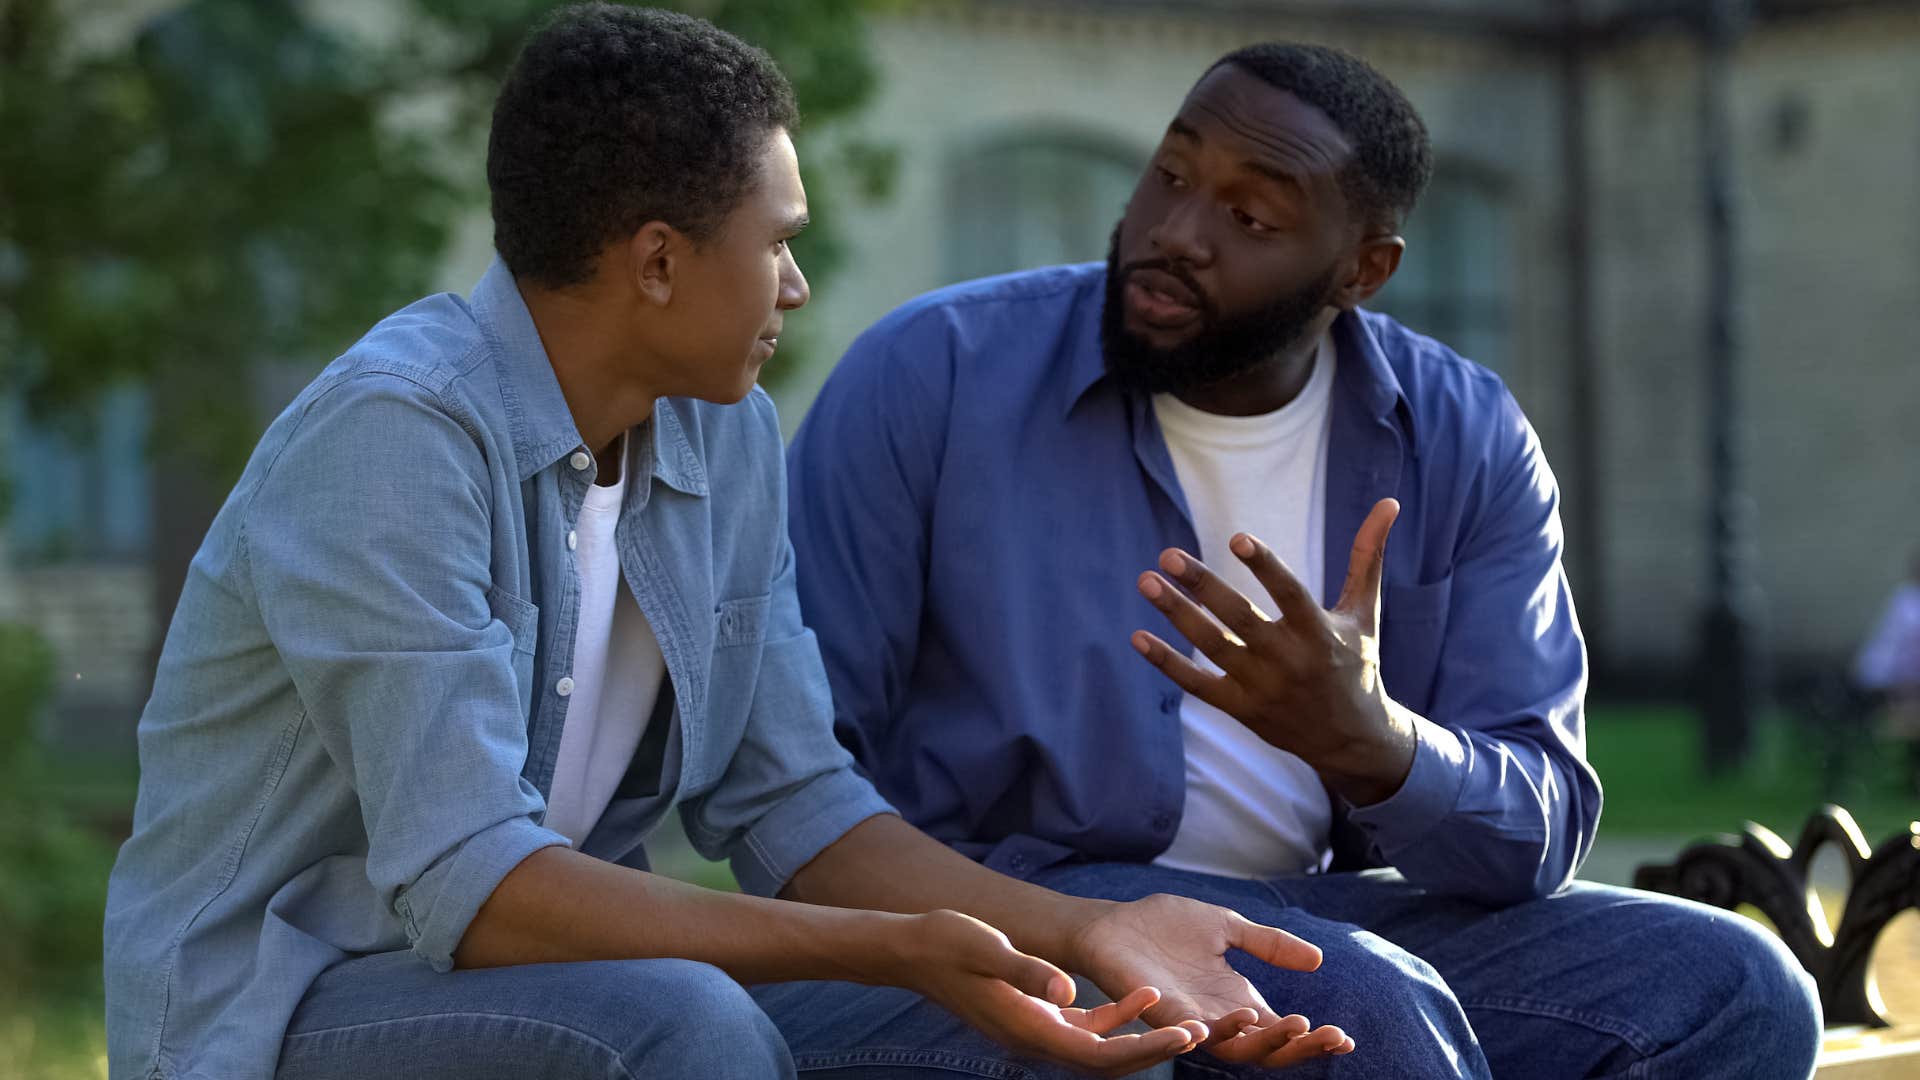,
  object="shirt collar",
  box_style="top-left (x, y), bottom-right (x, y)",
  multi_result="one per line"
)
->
top-left (1060, 275), bottom-right (1110, 418)
top-left (1064, 269), bottom-right (1416, 447)
top-left (642, 400), bottom-right (710, 497)
top-left (1331, 307), bottom-right (1420, 452)
top-left (470, 257), bottom-right (707, 495)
